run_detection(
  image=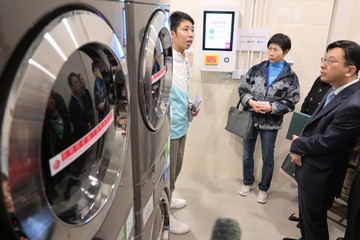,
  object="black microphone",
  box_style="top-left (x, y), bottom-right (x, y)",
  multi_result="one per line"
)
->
top-left (211, 218), bottom-right (241, 240)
